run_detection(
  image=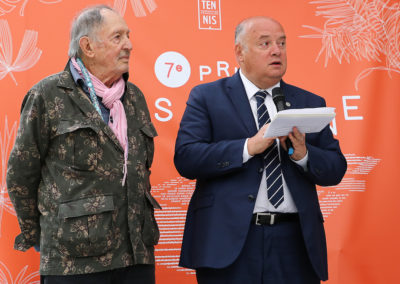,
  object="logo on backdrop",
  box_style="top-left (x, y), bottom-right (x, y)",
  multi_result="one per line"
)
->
top-left (0, 0), bottom-right (61, 17)
top-left (114, 0), bottom-right (157, 17)
top-left (301, 0), bottom-right (400, 90)
top-left (198, 0), bottom-right (222, 30)
top-left (154, 51), bottom-right (191, 88)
